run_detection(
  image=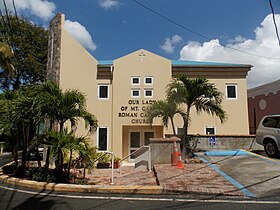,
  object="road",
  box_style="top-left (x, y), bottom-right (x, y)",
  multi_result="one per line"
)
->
top-left (0, 183), bottom-right (280, 210)
top-left (1, 152), bottom-right (280, 209)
